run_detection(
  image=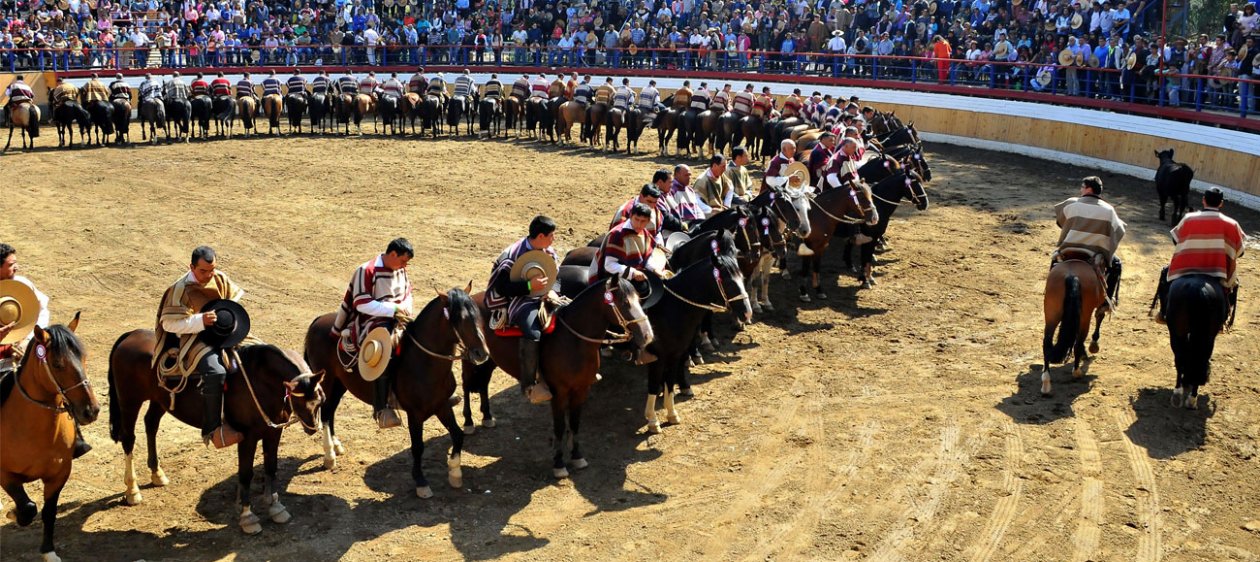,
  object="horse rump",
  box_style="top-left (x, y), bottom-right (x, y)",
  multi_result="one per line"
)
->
top-left (1045, 273), bottom-right (1082, 364)
top-left (1166, 275), bottom-right (1228, 388)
